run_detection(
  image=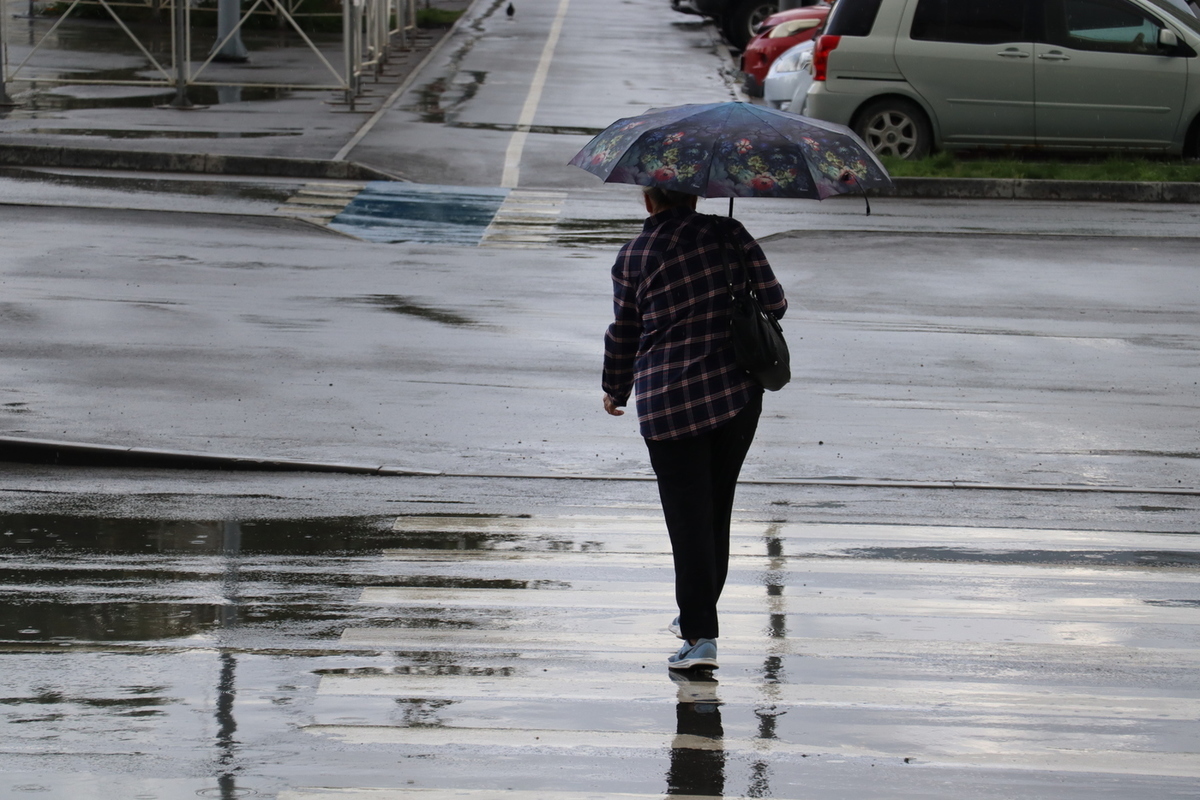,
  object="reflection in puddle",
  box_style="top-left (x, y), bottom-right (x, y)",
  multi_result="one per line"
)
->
top-left (667, 671), bottom-right (724, 796)
top-left (2, 601), bottom-right (222, 642)
top-left (0, 513), bottom-right (508, 645)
